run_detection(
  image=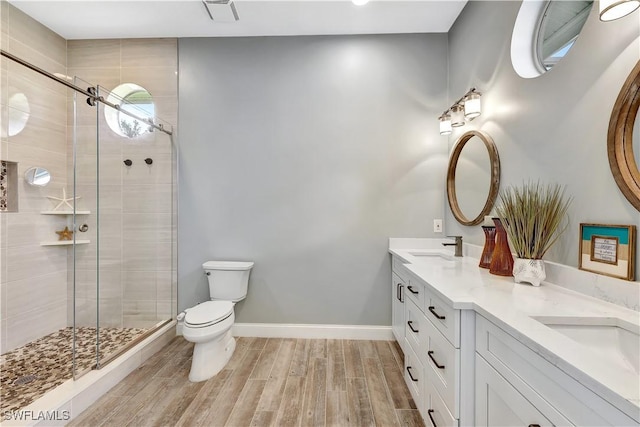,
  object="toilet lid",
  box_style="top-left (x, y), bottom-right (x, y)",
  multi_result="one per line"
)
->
top-left (185, 301), bottom-right (233, 326)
